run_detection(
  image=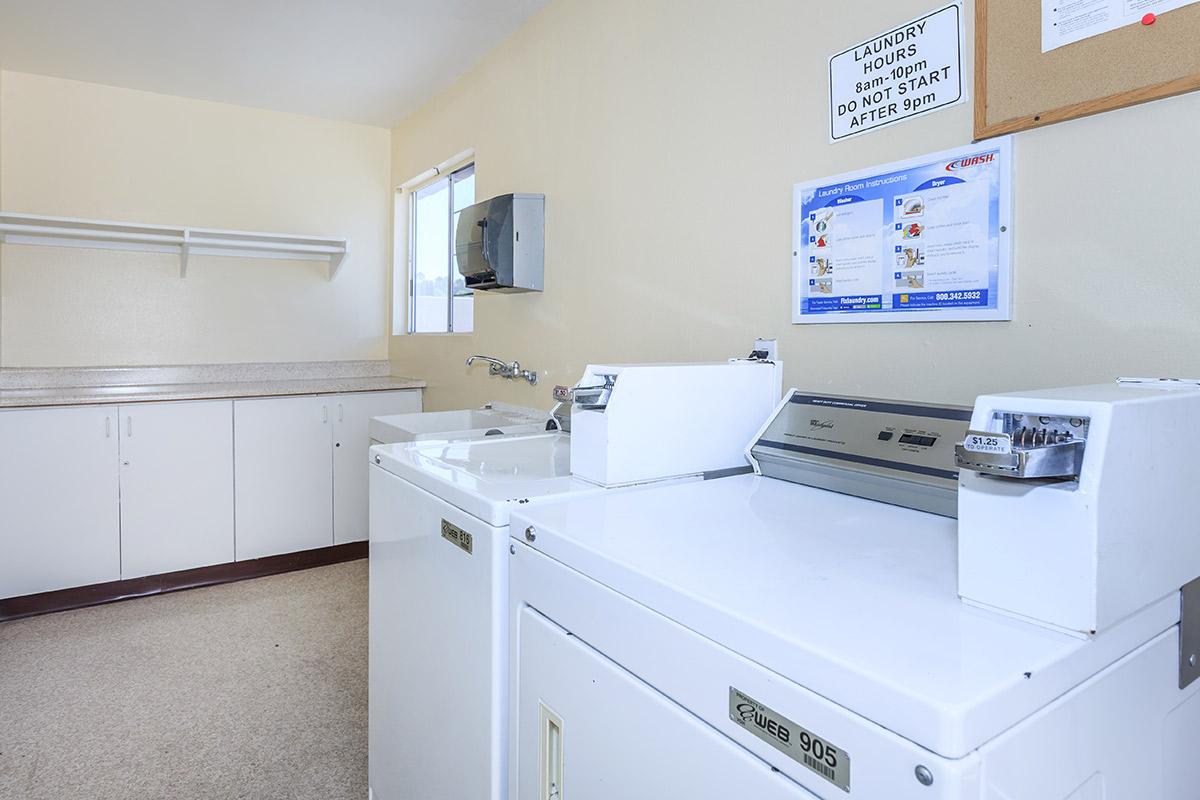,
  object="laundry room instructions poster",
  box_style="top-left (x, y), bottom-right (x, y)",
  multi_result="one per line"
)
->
top-left (792, 139), bottom-right (1012, 324)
